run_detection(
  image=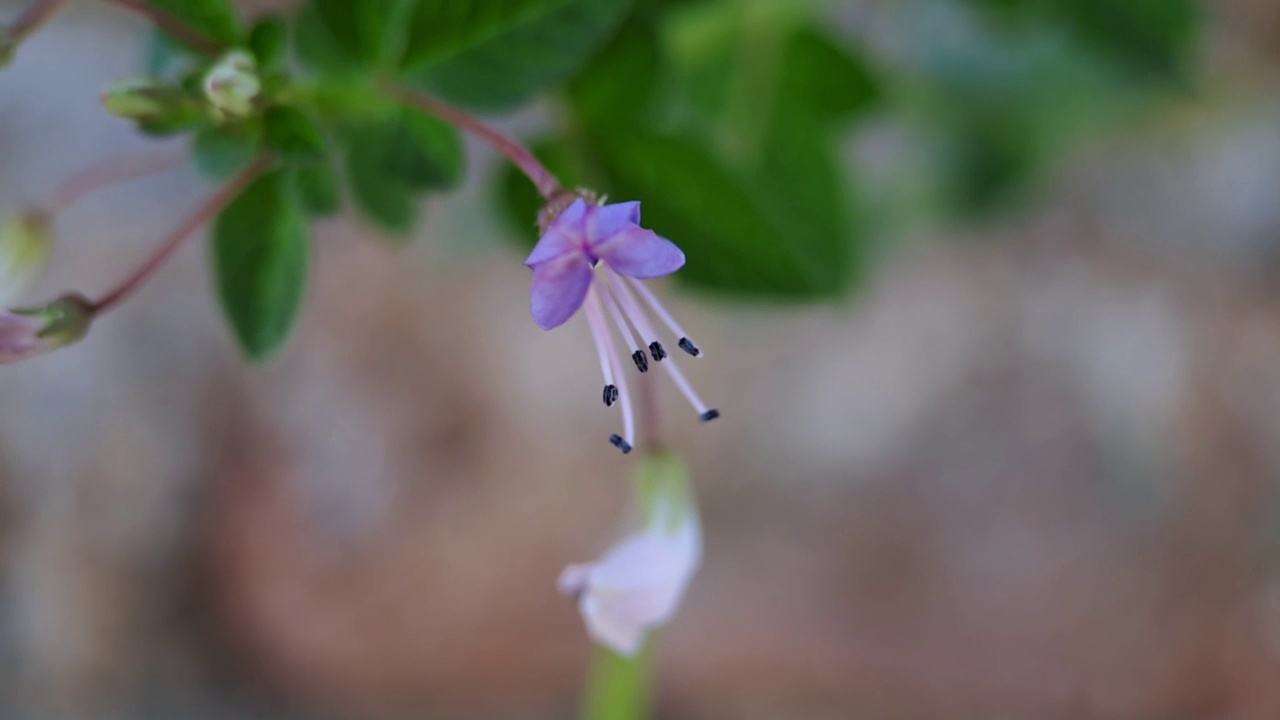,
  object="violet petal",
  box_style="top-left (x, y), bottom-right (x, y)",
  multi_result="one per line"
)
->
top-left (593, 228), bottom-right (686, 279)
top-left (530, 254), bottom-right (593, 330)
